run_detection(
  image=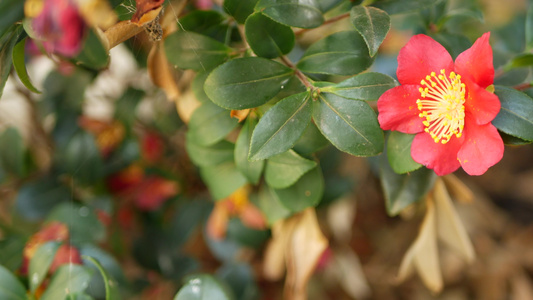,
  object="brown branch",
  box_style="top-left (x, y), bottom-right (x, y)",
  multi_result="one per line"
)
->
top-left (513, 82), bottom-right (533, 91)
top-left (280, 55), bottom-right (313, 89)
top-left (294, 12), bottom-right (350, 36)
